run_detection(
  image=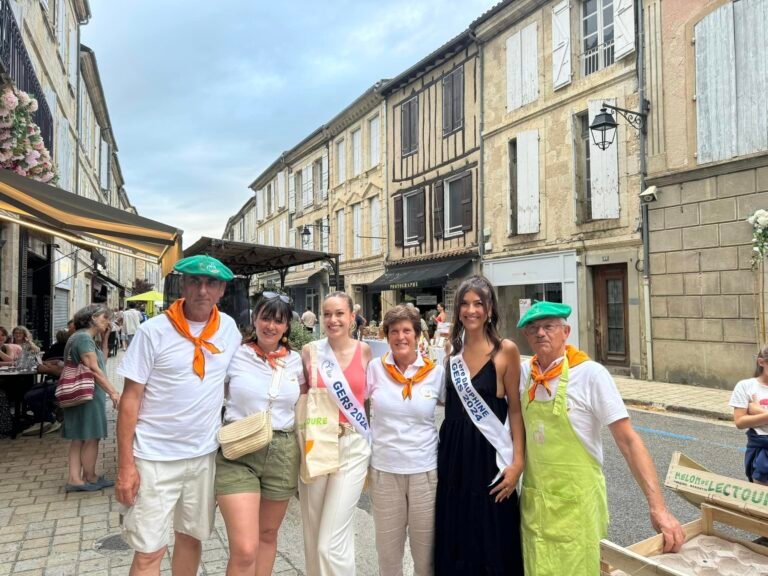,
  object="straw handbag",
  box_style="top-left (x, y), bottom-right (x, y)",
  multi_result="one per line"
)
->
top-left (218, 360), bottom-right (284, 460)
